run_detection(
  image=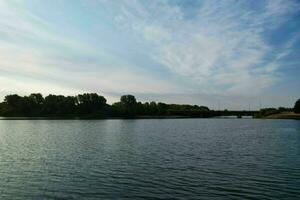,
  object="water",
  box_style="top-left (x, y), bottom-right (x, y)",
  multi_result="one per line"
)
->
top-left (0, 119), bottom-right (299, 199)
